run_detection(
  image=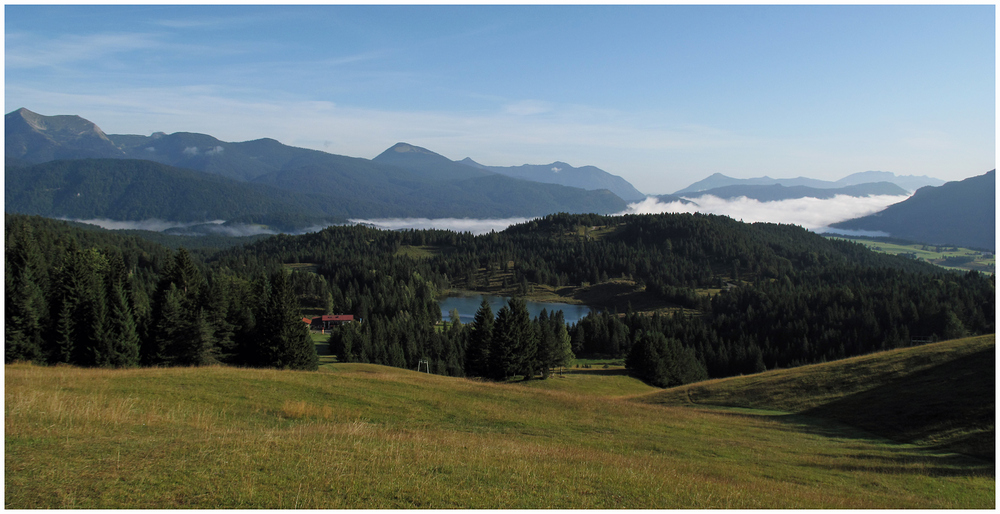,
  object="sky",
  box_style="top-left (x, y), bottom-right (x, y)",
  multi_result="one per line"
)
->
top-left (5, 4), bottom-right (996, 194)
